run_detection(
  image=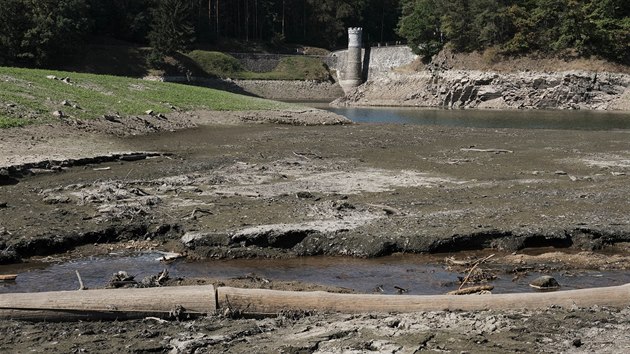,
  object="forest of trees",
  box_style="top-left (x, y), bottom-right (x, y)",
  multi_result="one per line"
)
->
top-left (398, 0), bottom-right (630, 64)
top-left (0, 0), bottom-right (628, 68)
top-left (0, 0), bottom-right (402, 67)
